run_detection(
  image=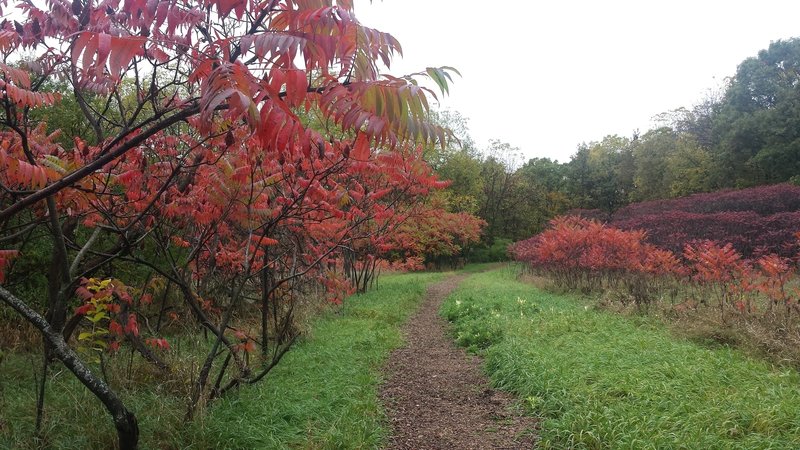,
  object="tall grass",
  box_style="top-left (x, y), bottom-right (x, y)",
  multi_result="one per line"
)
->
top-left (0, 271), bottom-right (443, 449)
top-left (441, 268), bottom-right (800, 449)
